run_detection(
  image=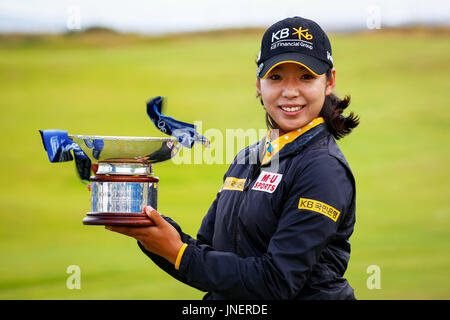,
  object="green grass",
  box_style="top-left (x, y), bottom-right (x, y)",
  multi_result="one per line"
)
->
top-left (0, 28), bottom-right (449, 299)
